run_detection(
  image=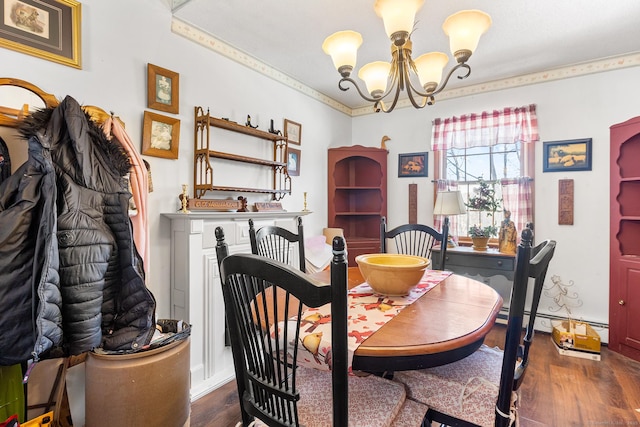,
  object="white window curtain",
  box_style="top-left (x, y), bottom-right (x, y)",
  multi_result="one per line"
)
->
top-left (431, 104), bottom-right (539, 151)
top-left (500, 177), bottom-right (533, 234)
